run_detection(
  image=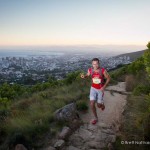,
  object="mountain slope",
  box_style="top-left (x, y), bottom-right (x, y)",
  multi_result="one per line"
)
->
top-left (114, 49), bottom-right (146, 61)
